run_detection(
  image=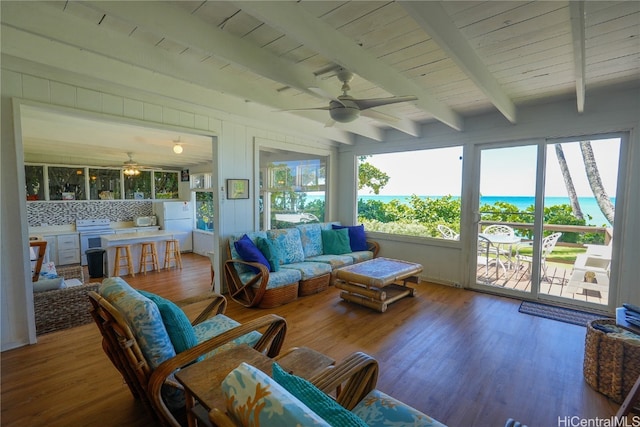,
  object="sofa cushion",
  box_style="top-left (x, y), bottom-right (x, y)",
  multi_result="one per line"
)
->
top-left (267, 228), bottom-right (306, 264)
top-left (235, 234), bottom-right (271, 272)
top-left (239, 268), bottom-right (302, 289)
top-left (33, 277), bottom-right (65, 292)
top-left (100, 277), bottom-right (176, 369)
top-left (296, 223), bottom-right (323, 258)
top-left (193, 314), bottom-right (262, 358)
top-left (321, 228), bottom-right (352, 255)
top-left (272, 362), bottom-right (368, 427)
top-left (346, 251), bottom-right (374, 264)
top-left (280, 261), bottom-right (332, 280)
top-left (256, 237), bottom-right (281, 272)
top-left (352, 389), bottom-right (448, 427)
top-left (138, 290), bottom-right (197, 354)
top-left (305, 254), bottom-right (354, 269)
top-left (332, 224), bottom-right (368, 252)
top-left (222, 362), bottom-right (330, 427)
